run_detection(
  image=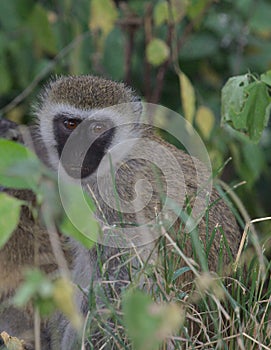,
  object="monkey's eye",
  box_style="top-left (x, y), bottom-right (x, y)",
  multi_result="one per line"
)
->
top-left (63, 119), bottom-right (80, 130)
top-left (91, 122), bottom-right (107, 134)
